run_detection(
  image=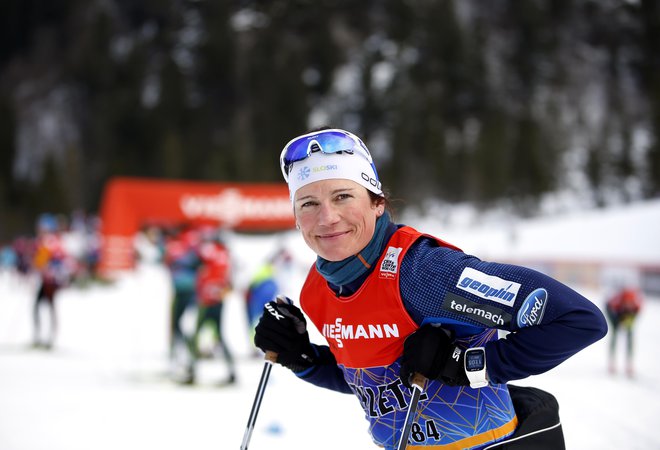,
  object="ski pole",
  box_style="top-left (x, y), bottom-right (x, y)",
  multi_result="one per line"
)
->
top-left (396, 373), bottom-right (426, 450)
top-left (240, 350), bottom-right (277, 450)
